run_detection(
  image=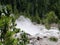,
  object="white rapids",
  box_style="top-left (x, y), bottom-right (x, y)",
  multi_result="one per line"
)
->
top-left (15, 15), bottom-right (60, 45)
